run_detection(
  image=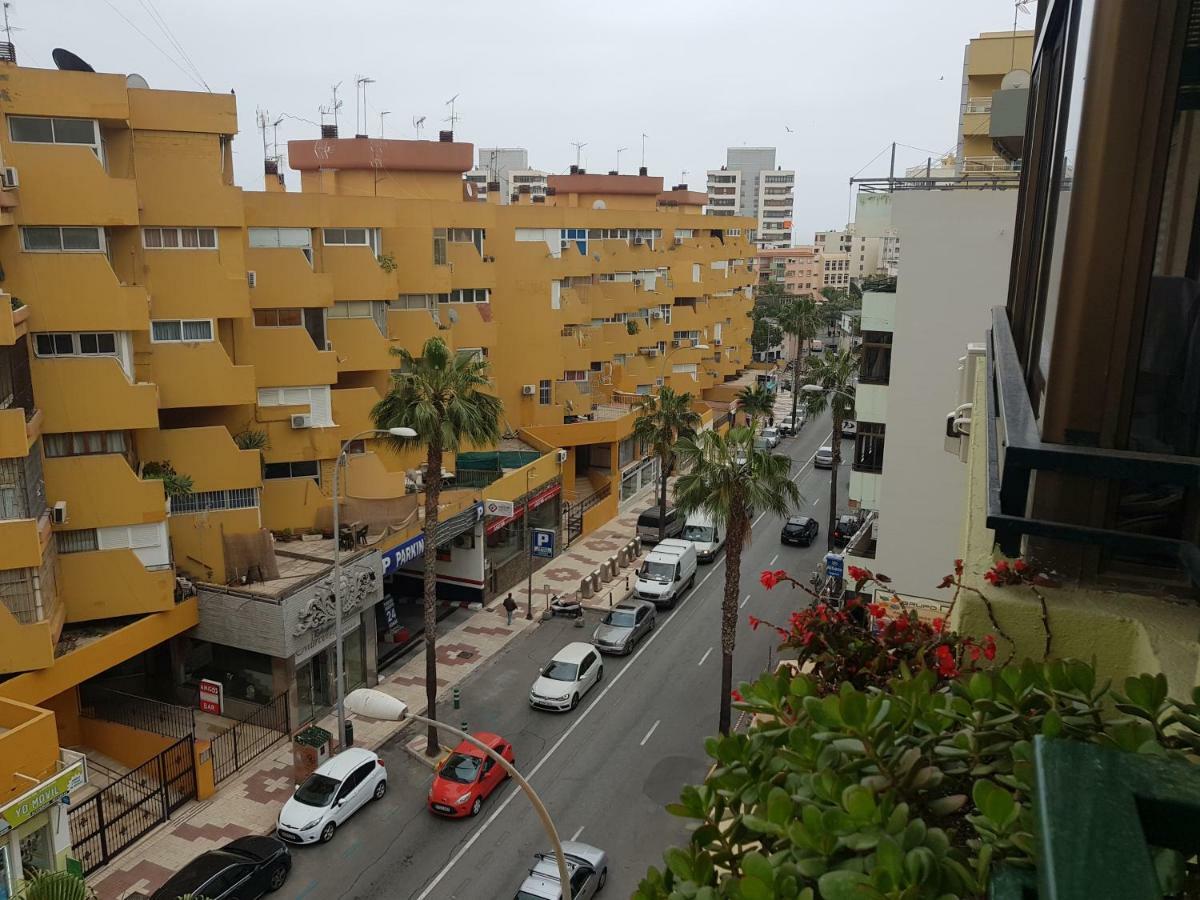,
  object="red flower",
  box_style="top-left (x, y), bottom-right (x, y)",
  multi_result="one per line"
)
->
top-left (934, 644), bottom-right (958, 677)
top-left (748, 615), bottom-right (761, 631)
top-left (730, 689), bottom-right (743, 702)
top-left (954, 558), bottom-right (964, 576)
top-left (846, 565), bottom-right (869, 584)
top-left (995, 560), bottom-right (1009, 573)
top-left (932, 617), bottom-right (945, 633)
top-left (775, 627), bottom-right (789, 639)
top-left (983, 643), bottom-right (997, 661)
top-left (968, 644), bottom-right (981, 662)
top-left (760, 570), bottom-right (779, 589)
top-left (868, 604), bottom-right (886, 619)
top-left (983, 570), bottom-right (999, 585)
top-left (1014, 559), bottom-right (1029, 574)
